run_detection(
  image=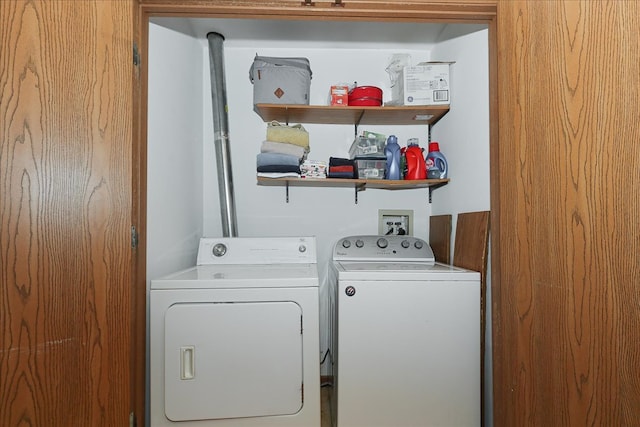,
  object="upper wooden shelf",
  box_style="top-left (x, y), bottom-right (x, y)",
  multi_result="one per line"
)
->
top-left (254, 103), bottom-right (449, 126)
